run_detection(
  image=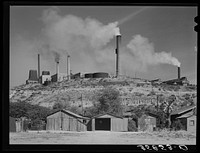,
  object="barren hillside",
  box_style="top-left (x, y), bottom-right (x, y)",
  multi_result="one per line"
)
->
top-left (9, 77), bottom-right (197, 111)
